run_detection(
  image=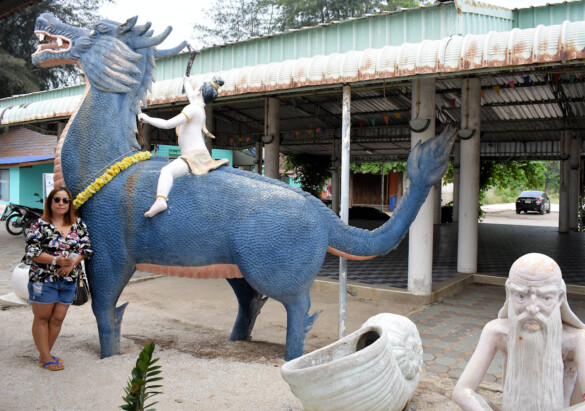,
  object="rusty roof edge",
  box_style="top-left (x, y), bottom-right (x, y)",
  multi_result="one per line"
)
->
top-left (3, 20), bottom-right (585, 126)
top-left (454, 0), bottom-right (514, 17)
top-left (149, 20), bottom-right (585, 102)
